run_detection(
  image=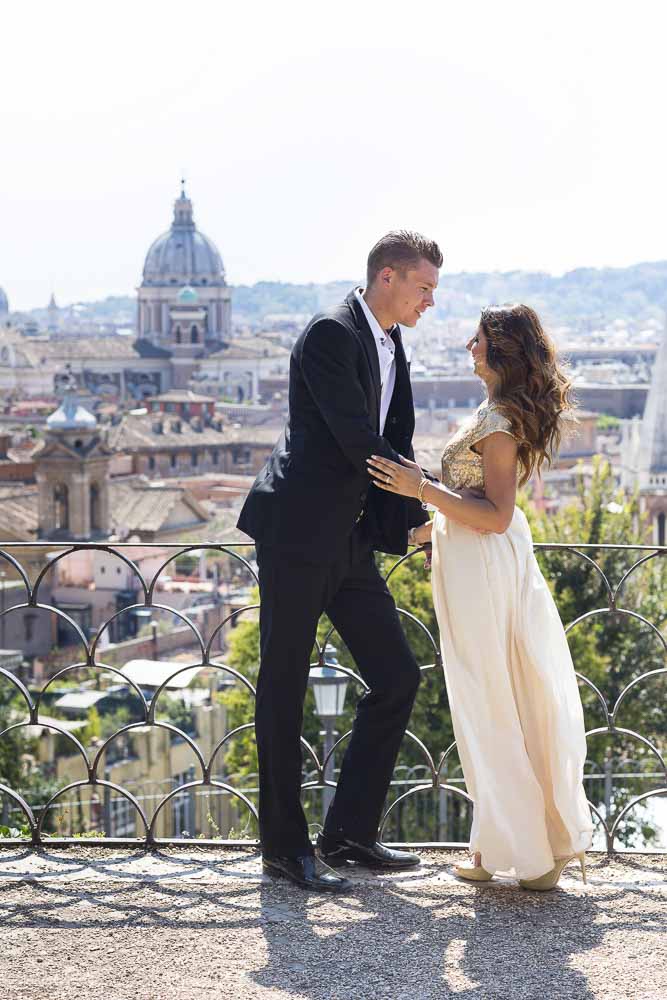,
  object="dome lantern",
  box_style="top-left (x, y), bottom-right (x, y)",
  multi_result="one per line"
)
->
top-left (177, 285), bottom-right (199, 305)
top-left (141, 183), bottom-right (225, 287)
